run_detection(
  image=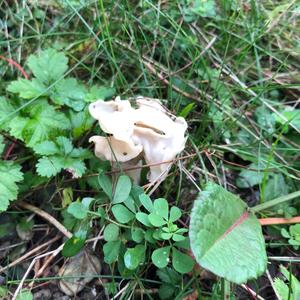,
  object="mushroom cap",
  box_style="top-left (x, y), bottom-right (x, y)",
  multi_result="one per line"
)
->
top-left (133, 98), bottom-right (188, 139)
top-left (132, 123), bottom-right (187, 182)
top-left (89, 135), bottom-right (143, 163)
top-left (89, 96), bottom-right (188, 183)
top-left (89, 99), bottom-right (135, 141)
